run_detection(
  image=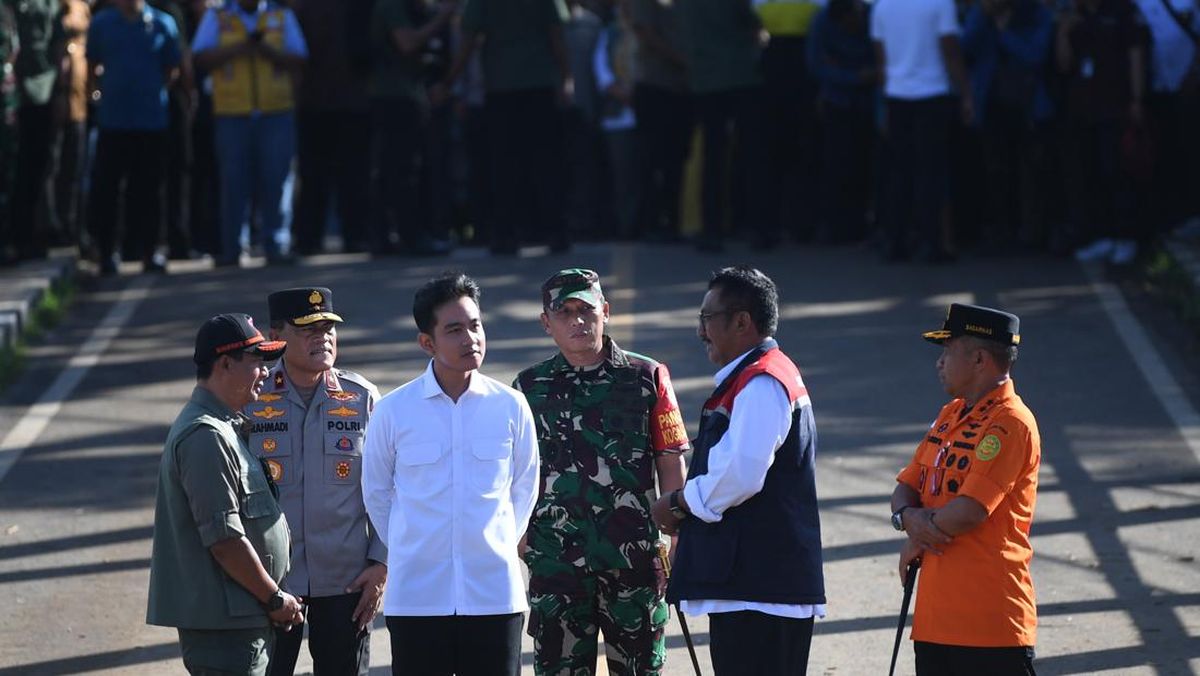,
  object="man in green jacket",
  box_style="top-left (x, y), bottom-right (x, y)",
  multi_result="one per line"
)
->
top-left (147, 313), bottom-right (303, 676)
